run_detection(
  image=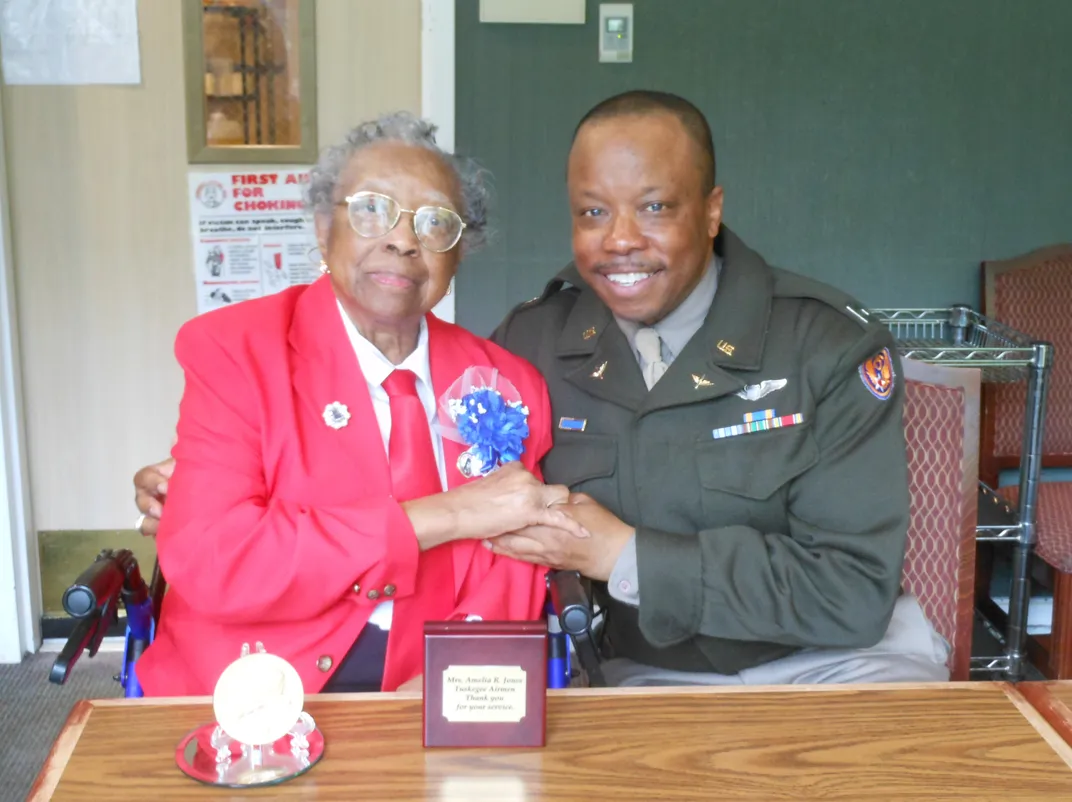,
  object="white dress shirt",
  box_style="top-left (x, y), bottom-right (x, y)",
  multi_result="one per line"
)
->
top-left (337, 301), bottom-right (447, 629)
